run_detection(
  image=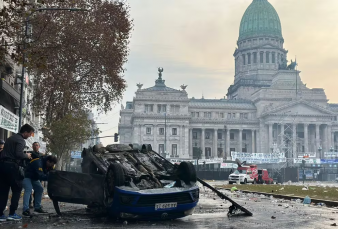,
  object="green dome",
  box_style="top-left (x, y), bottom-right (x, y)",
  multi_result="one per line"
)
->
top-left (239, 0), bottom-right (283, 41)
